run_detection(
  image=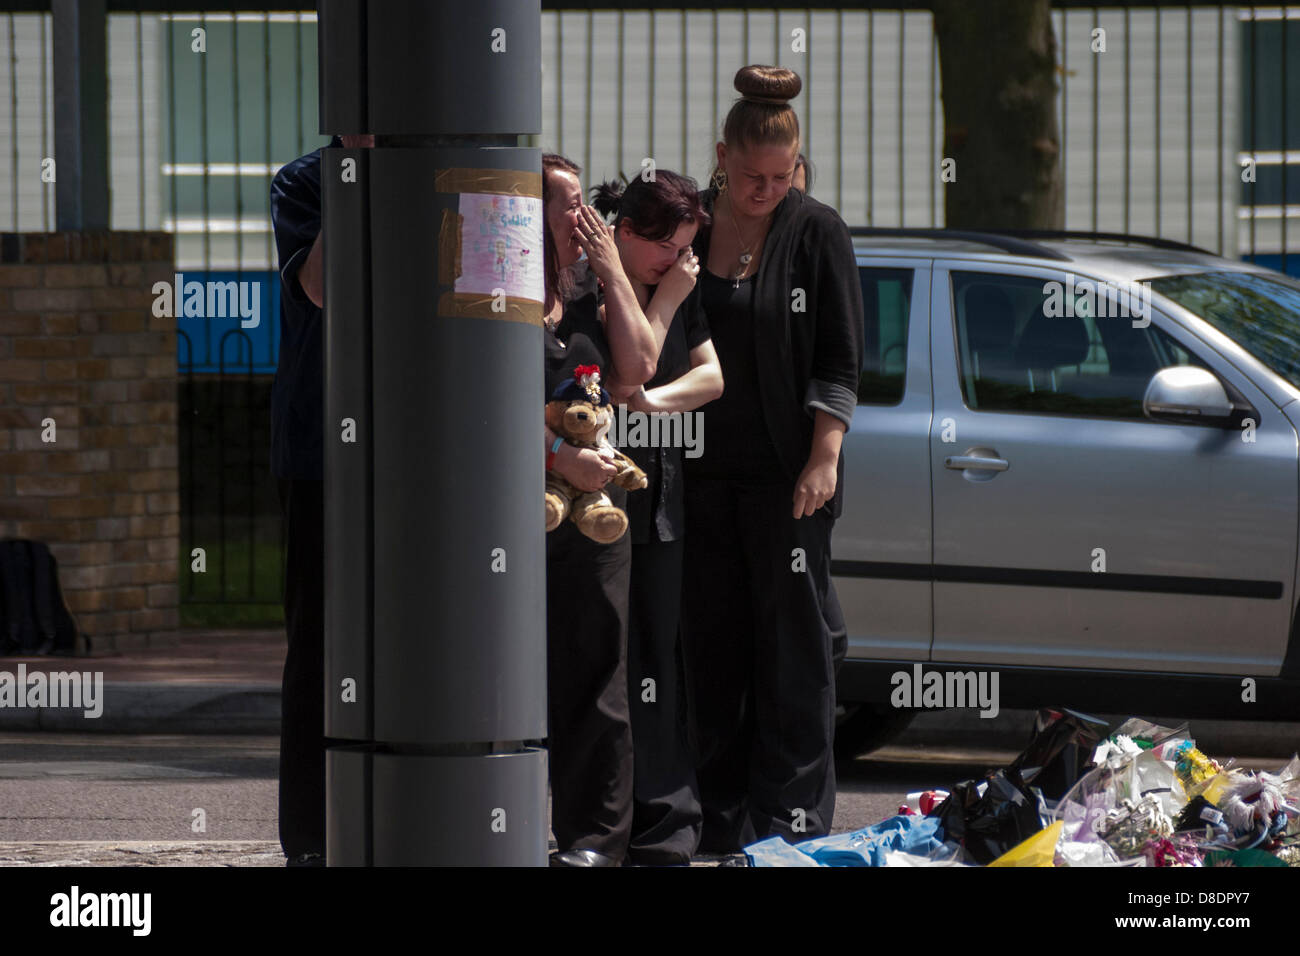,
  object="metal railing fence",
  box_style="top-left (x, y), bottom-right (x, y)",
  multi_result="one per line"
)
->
top-left (0, 2), bottom-right (1294, 612)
